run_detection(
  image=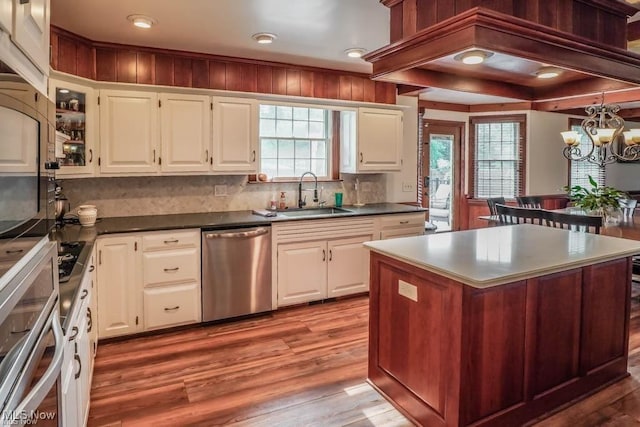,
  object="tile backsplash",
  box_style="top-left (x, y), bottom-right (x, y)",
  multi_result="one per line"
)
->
top-left (59, 174), bottom-right (386, 218)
